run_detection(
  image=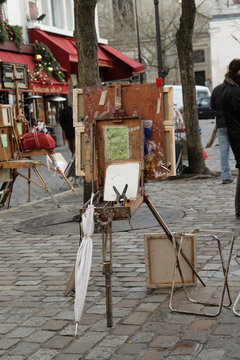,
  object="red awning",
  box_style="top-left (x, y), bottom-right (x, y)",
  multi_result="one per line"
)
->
top-left (99, 44), bottom-right (144, 74)
top-left (0, 49), bottom-right (69, 94)
top-left (28, 29), bottom-right (145, 80)
top-left (0, 52), bottom-right (35, 72)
